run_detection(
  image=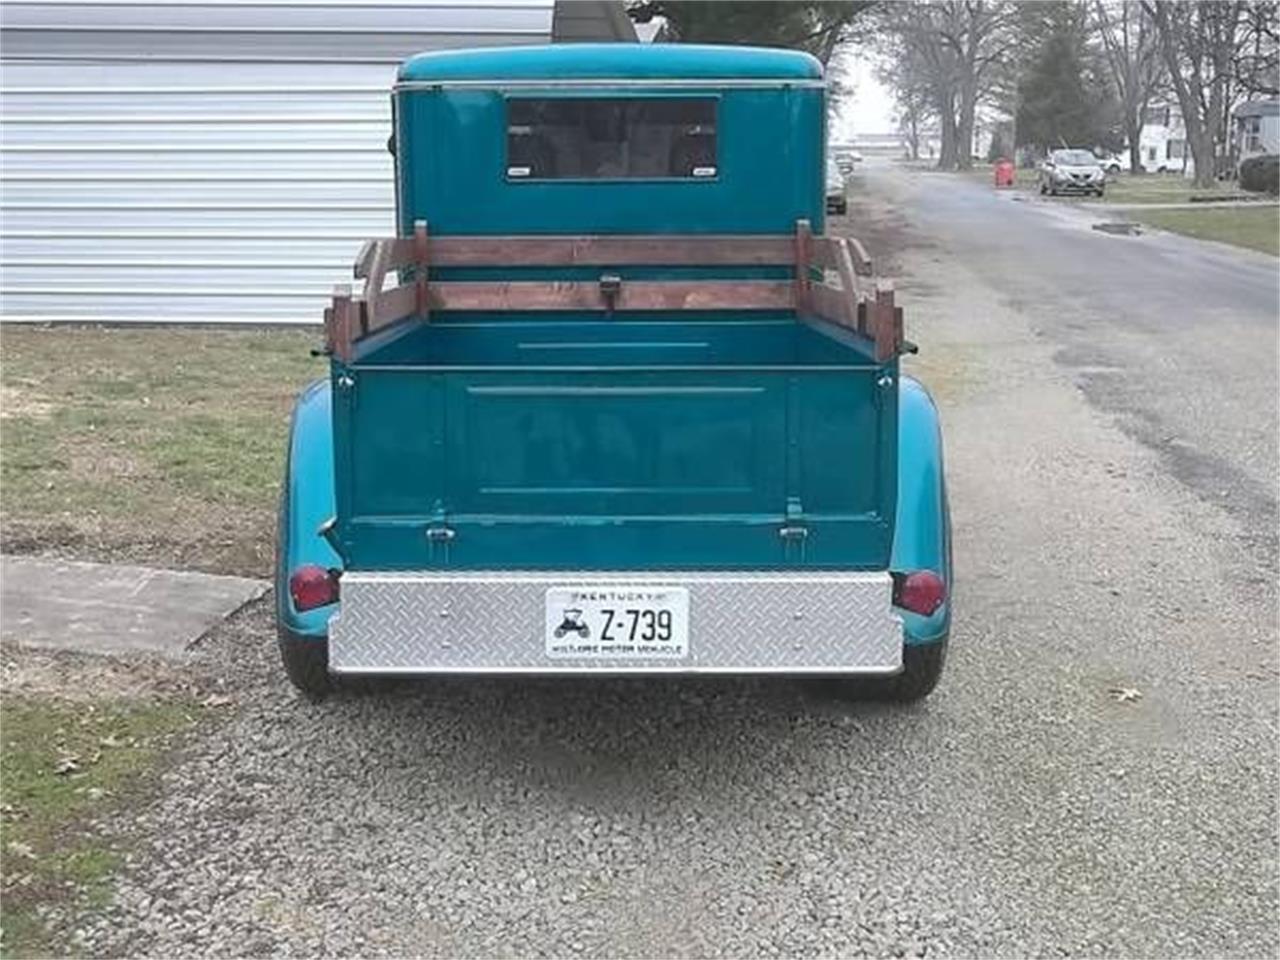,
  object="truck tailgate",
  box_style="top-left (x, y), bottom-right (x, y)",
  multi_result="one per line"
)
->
top-left (334, 361), bottom-right (895, 570)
